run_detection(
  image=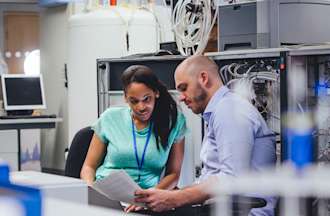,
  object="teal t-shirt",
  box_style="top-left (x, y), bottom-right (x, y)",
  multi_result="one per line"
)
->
top-left (92, 106), bottom-right (187, 189)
